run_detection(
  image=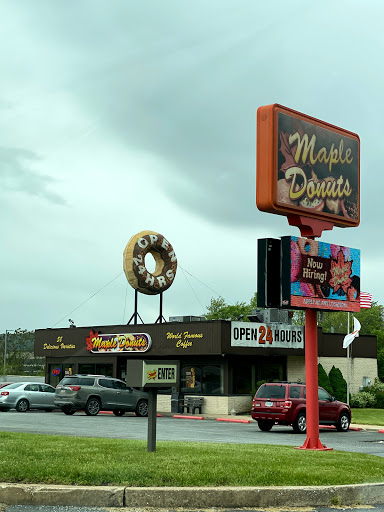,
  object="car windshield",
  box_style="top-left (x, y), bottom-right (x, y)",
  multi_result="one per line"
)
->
top-left (256, 385), bottom-right (286, 399)
top-left (4, 383), bottom-right (24, 389)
